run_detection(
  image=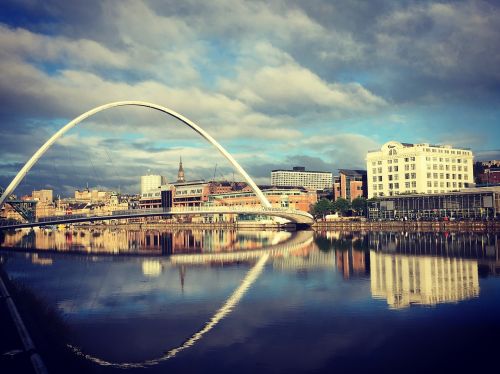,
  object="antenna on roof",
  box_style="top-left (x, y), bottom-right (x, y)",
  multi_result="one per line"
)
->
top-left (213, 163), bottom-right (217, 181)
